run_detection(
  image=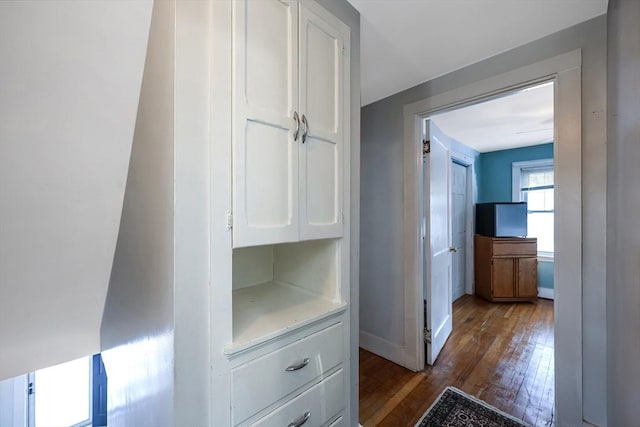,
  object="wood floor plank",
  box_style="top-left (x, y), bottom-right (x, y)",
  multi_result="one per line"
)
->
top-left (359, 295), bottom-right (554, 426)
